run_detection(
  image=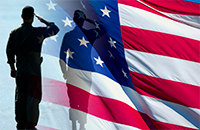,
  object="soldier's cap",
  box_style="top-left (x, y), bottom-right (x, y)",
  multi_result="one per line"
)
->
top-left (22, 6), bottom-right (34, 20)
